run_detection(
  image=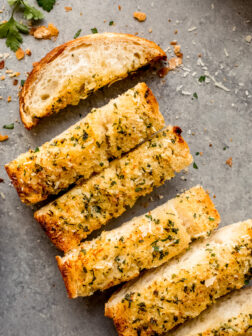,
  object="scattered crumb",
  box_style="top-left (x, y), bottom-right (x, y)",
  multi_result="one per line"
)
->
top-left (213, 194), bottom-right (216, 198)
top-left (170, 40), bottom-right (177, 45)
top-left (158, 67), bottom-right (169, 78)
top-left (188, 26), bottom-right (197, 32)
top-left (118, 5), bottom-right (121, 10)
top-left (174, 45), bottom-right (181, 56)
top-left (245, 35), bottom-right (252, 43)
top-left (148, 28), bottom-right (152, 33)
top-left (174, 29), bottom-right (178, 34)
top-left (226, 157), bottom-right (232, 167)
top-left (158, 195), bottom-right (164, 200)
top-left (0, 134), bottom-right (8, 141)
top-left (25, 49), bottom-right (32, 56)
top-left (0, 178), bottom-right (4, 183)
top-left (33, 62), bottom-right (39, 67)
top-left (7, 96), bottom-right (11, 102)
top-left (0, 96), bottom-right (2, 99)
top-left (15, 48), bottom-right (25, 60)
top-left (209, 143), bottom-right (212, 147)
top-left (0, 192), bottom-right (5, 200)
top-left (182, 90), bottom-right (191, 96)
top-left (13, 79), bottom-right (18, 85)
top-left (198, 53), bottom-right (202, 58)
top-left (0, 60), bottom-right (4, 69)
top-left (200, 152), bottom-right (203, 156)
top-left (224, 48), bottom-right (229, 57)
top-left (64, 6), bottom-right (72, 11)
top-left (31, 23), bottom-right (59, 39)
top-left (133, 11), bottom-right (147, 22)
top-left (9, 72), bottom-right (20, 78)
top-left (232, 26), bottom-right (236, 32)
top-left (0, 75), bottom-right (5, 80)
